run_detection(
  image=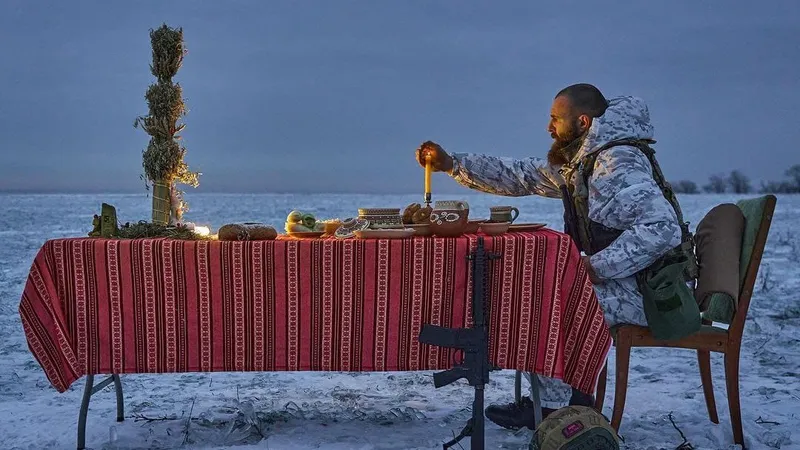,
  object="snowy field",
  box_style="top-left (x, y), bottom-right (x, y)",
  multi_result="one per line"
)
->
top-left (0, 193), bottom-right (797, 450)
